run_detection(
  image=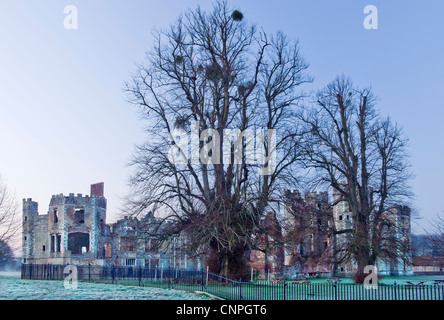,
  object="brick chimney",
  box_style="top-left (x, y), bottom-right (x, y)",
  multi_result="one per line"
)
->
top-left (90, 182), bottom-right (104, 197)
